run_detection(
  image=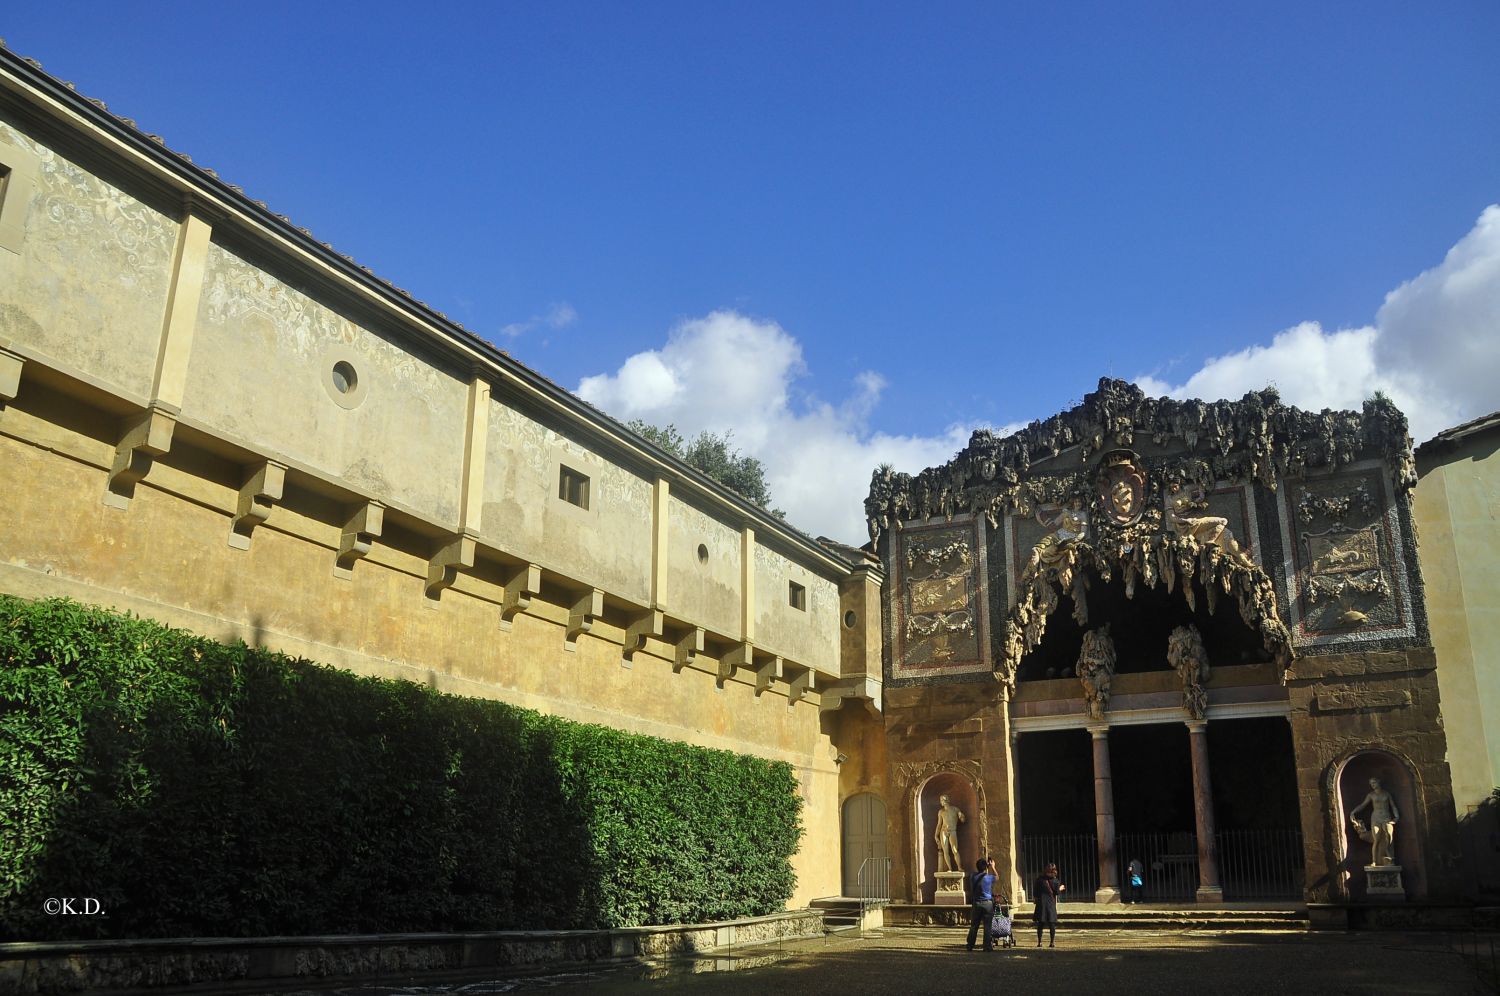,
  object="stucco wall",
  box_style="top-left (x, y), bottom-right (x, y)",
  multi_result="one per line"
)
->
top-left (1414, 434), bottom-right (1500, 815)
top-left (0, 118), bottom-right (174, 402)
top-left (481, 397), bottom-right (653, 606)
top-left (754, 541), bottom-right (838, 665)
top-left (664, 493), bottom-right (741, 634)
top-left (183, 242), bottom-right (469, 525)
